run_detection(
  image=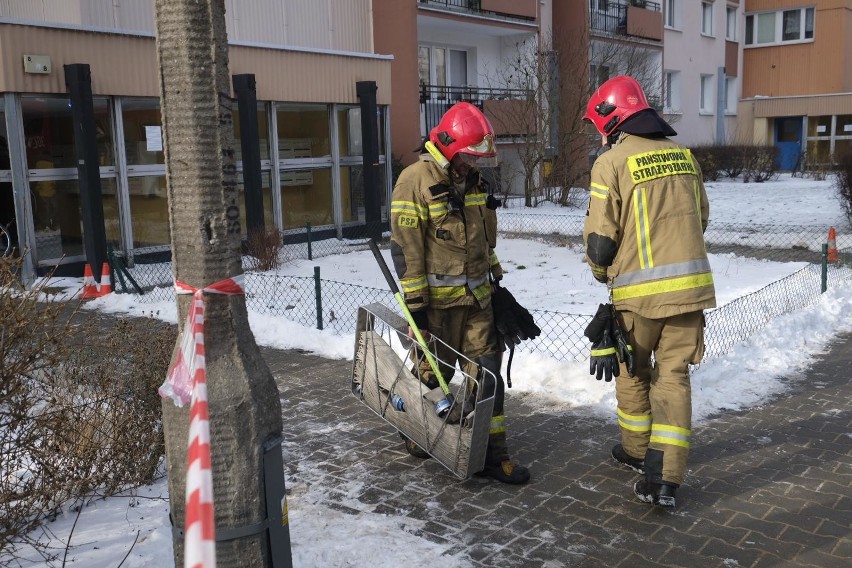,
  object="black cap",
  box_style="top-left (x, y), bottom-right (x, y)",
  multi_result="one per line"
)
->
top-left (618, 109), bottom-right (677, 137)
